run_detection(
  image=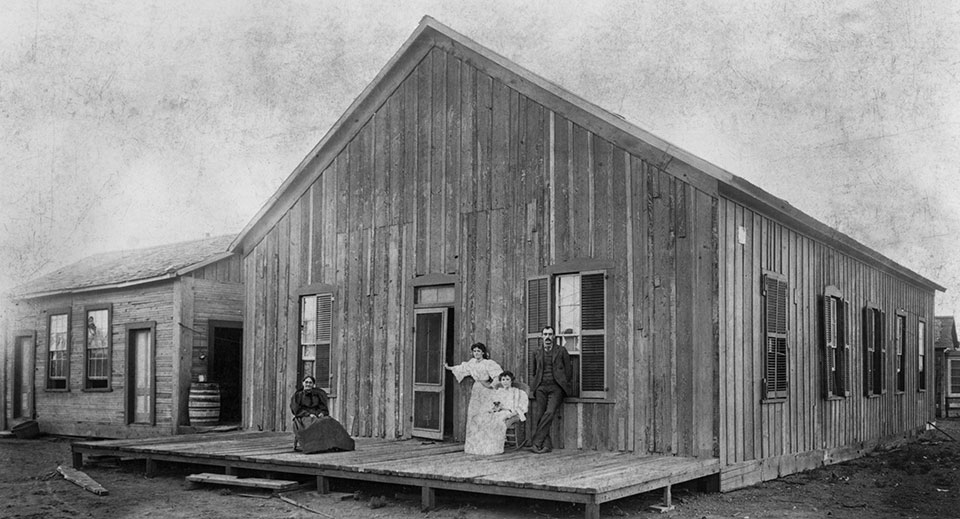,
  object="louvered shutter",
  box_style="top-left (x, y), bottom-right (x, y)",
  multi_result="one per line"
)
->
top-left (763, 274), bottom-right (788, 399)
top-left (823, 296), bottom-right (837, 398)
top-left (316, 294), bottom-right (333, 389)
top-left (580, 273), bottom-right (606, 396)
top-left (879, 310), bottom-right (886, 394)
top-left (863, 307), bottom-right (875, 396)
top-left (840, 299), bottom-right (851, 397)
top-left (526, 277), bottom-right (550, 384)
